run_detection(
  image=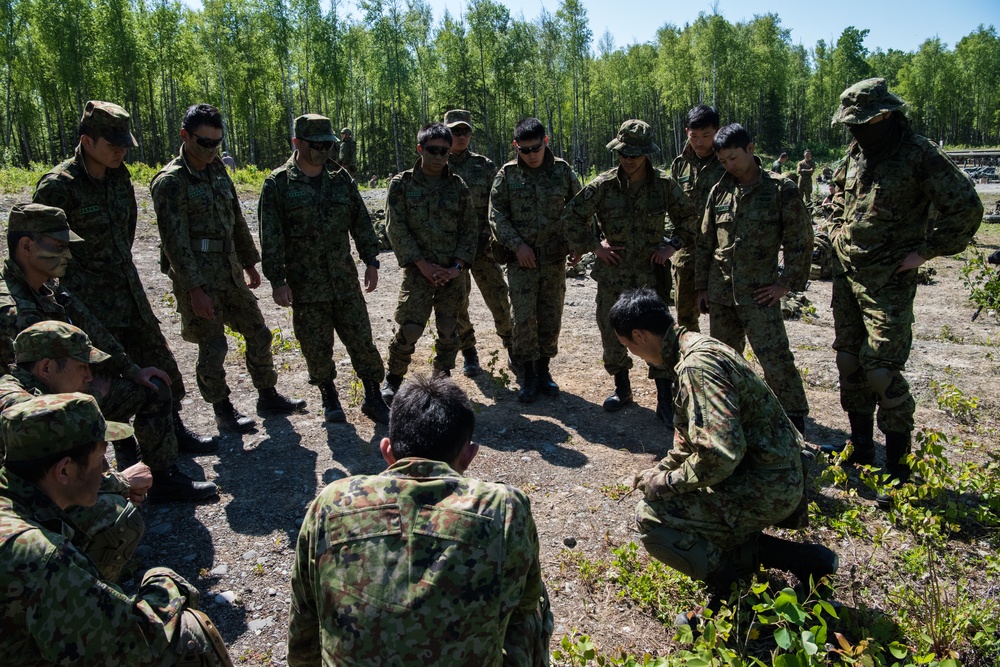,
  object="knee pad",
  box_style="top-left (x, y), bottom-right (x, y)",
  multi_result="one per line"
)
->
top-left (835, 351), bottom-right (866, 390)
top-left (177, 609), bottom-right (234, 667)
top-left (400, 322), bottom-right (425, 346)
top-left (638, 524), bottom-right (712, 581)
top-left (866, 367), bottom-right (911, 409)
top-left (202, 335), bottom-right (229, 364)
top-left (85, 498), bottom-right (145, 582)
top-left (248, 324), bottom-right (273, 354)
top-left (436, 315), bottom-right (457, 338)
